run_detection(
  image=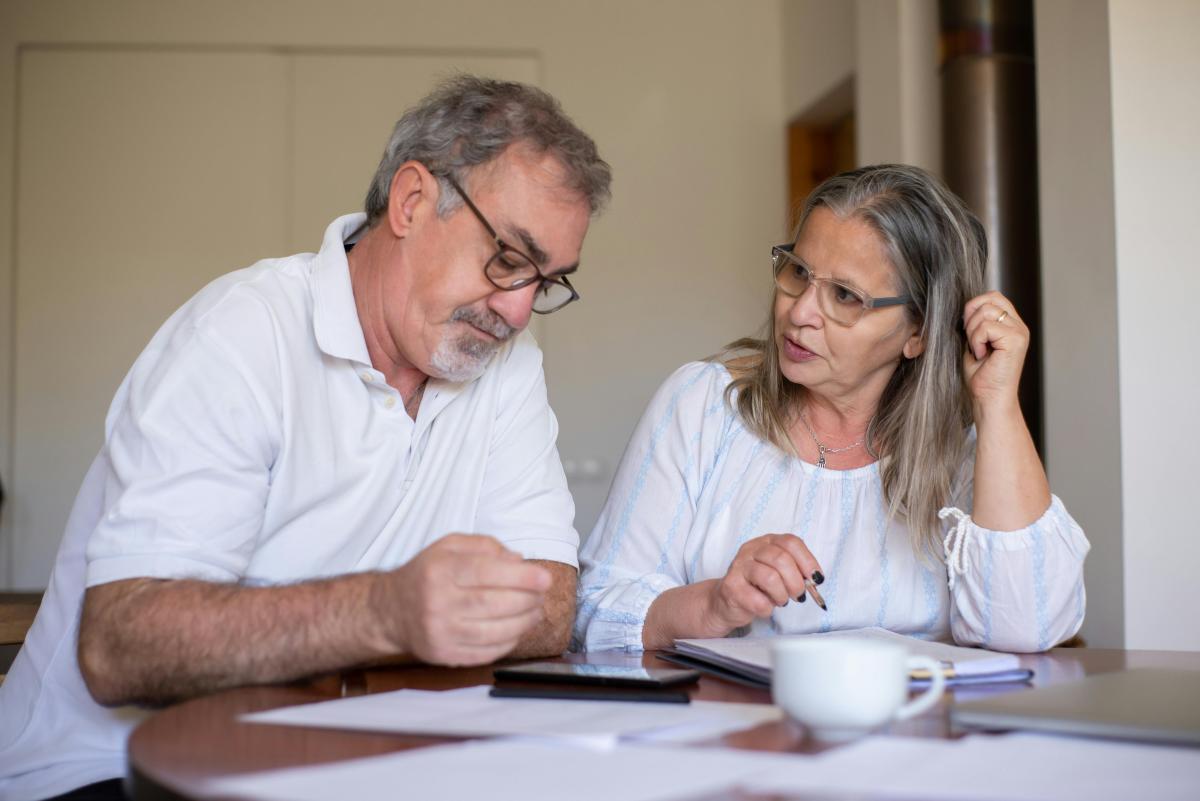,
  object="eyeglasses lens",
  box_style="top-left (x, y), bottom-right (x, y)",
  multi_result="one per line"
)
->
top-left (531, 281), bottom-right (575, 313)
top-left (486, 250), bottom-right (575, 314)
top-left (485, 249), bottom-right (539, 290)
top-left (773, 256), bottom-right (809, 298)
top-left (773, 251), bottom-right (865, 326)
